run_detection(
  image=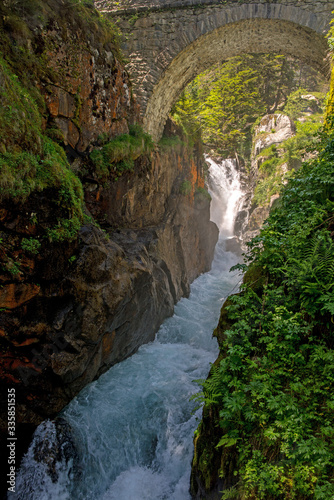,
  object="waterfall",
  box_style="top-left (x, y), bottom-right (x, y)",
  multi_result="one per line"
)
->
top-left (12, 158), bottom-right (244, 500)
top-left (205, 156), bottom-right (243, 238)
